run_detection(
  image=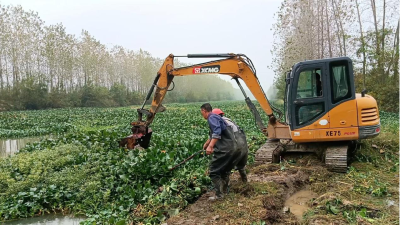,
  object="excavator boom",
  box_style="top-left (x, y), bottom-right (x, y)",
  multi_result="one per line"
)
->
top-left (120, 53), bottom-right (290, 149)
